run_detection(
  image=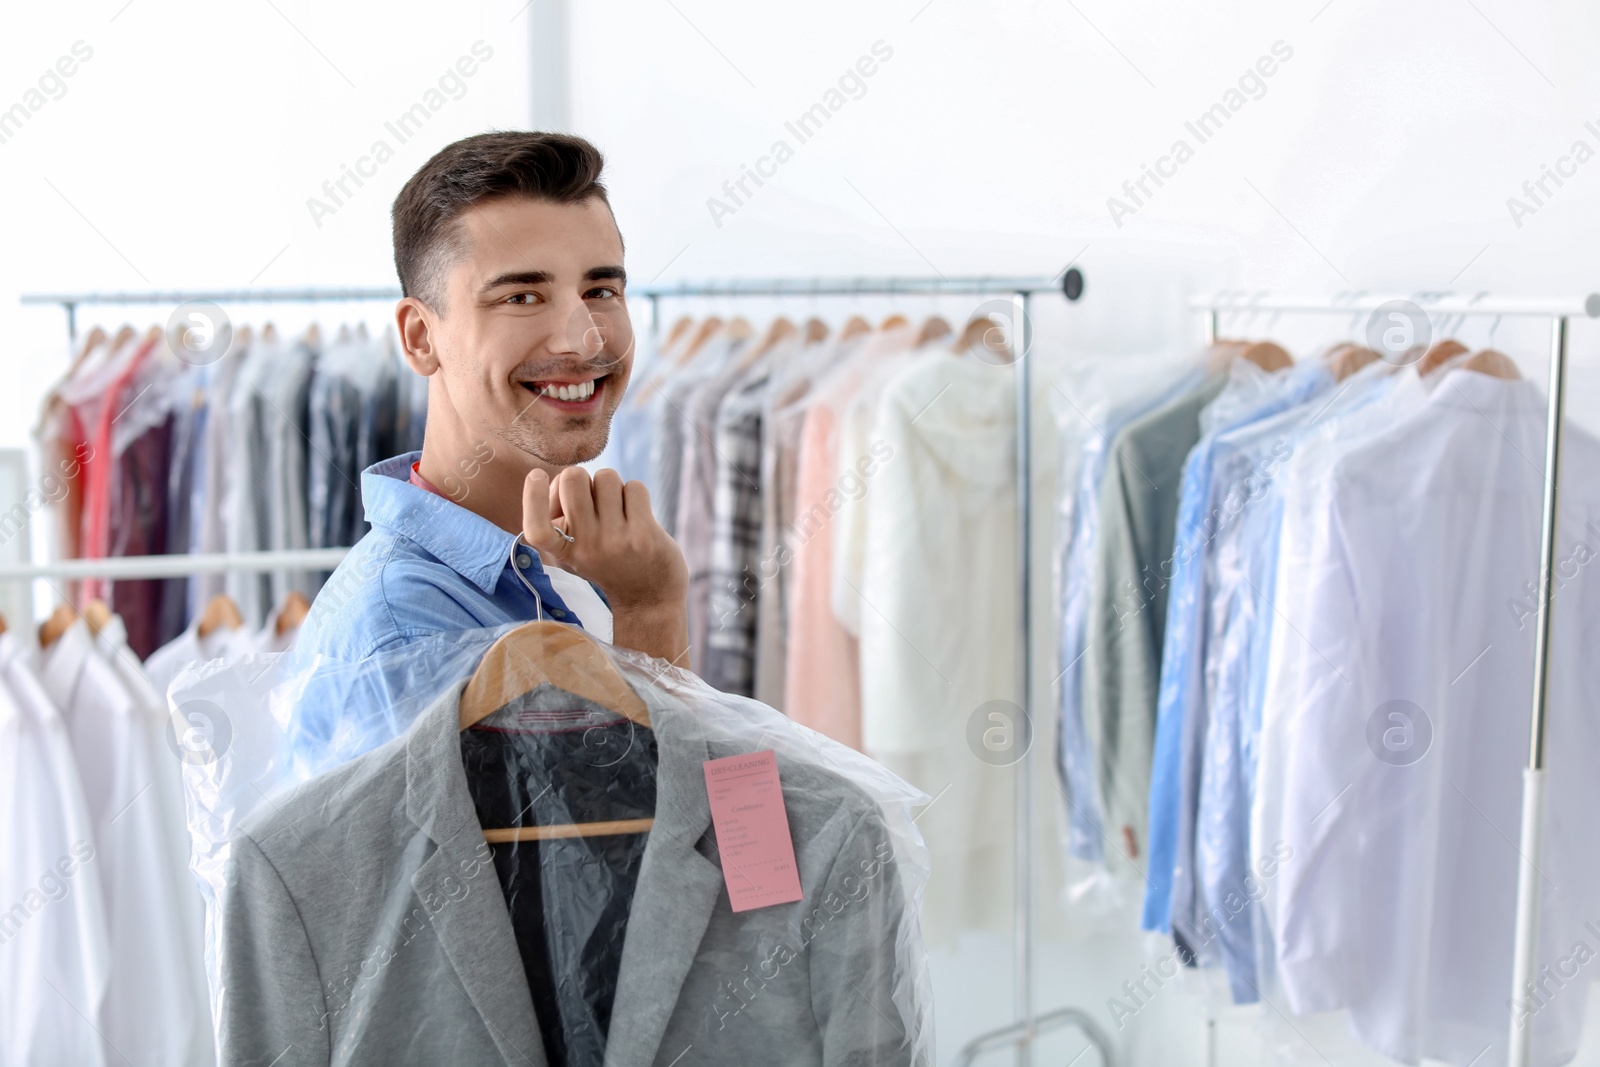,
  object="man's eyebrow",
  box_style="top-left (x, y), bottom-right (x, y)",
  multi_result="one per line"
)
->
top-left (586, 266), bottom-right (627, 285)
top-left (479, 270), bottom-right (554, 294)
